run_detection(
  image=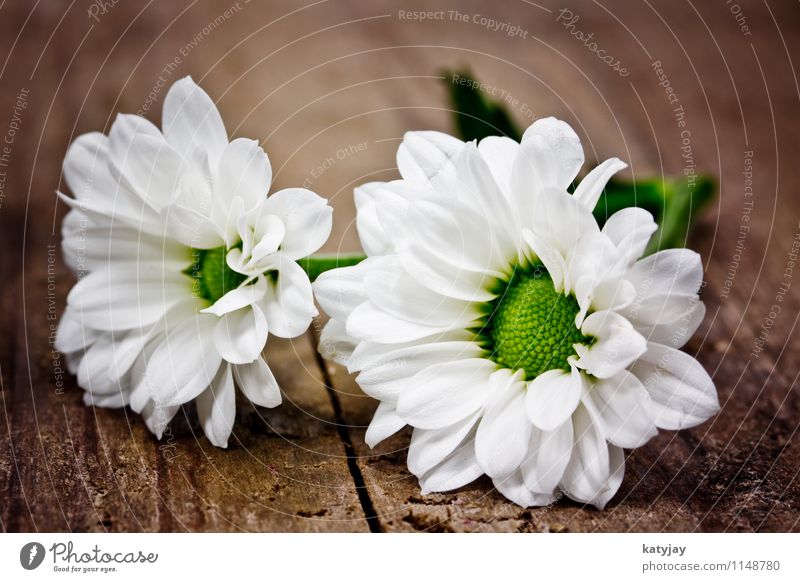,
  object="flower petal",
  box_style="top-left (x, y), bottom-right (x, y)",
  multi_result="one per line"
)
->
top-left (584, 370), bottom-right (658, 448)
top-left (346, 301), bottom-right (449, 344)
top-left (162, 76), bottom-right (227, 163)
top-left (260, 188), bottom-right (332, 260)
top-left (602, 206), bottom-right (657, 266)
top-left (396, 130), bottom-right (463, 186)
top-left (418, 428), bottom-right (483, 494)
top-left (573, 157), bottom-right (627, 211)
top-left (318, 318), bottom-right (358, 367)
top-left (196, 364), bottom-right (236, 448)
top-left (396, 359), bottom-right (497, 430)
top-left (525, 366), bottom-right (583, 431)
top-left (408, 410), bottom-right (481, 476)
top-left (357, 341), bottom-right (483, 401)
top-left (575, 311), bottom-right (647, 379)
top-left (493, 469), bottom-right (556, 507)
top-left (259, 255), bottom-right (317, 338)
top-left (363, 256), bottom-right (481, 328)
top-left (202, 275), bottom-right (267, 316)
top-left (364, 401), bottom-right (407, 448)
top-left (629, 342), bottom-right (719, 430)
top-left (475, 370), bottom-right (531, 478)
top-left (521, 116), bottom-right (584, 188)
top-left (233, 357), bottom-right (282, 408)
top-left (213, 304), bottom-right (268, 365)
top-left (477, 135), bottom-right (519, 197)
top-left (559, 403), bottom-right (625, 509)
top-left (521, 420), bottom-right (574, 494)
top-left (215, 137), bottom-right (271, 211)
